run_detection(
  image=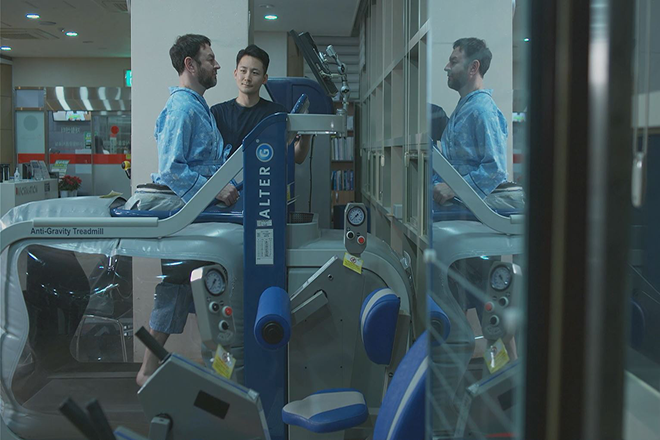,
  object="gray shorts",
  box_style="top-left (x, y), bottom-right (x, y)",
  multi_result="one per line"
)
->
top-left (126, 184), bottom-right (204, 334)
top-left (123, 184), bottom-right (185, 211)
